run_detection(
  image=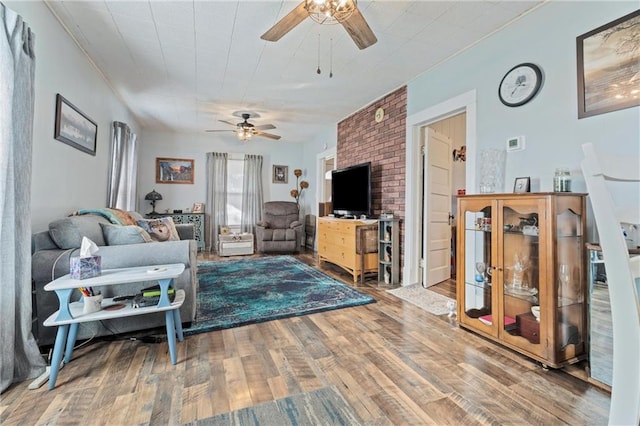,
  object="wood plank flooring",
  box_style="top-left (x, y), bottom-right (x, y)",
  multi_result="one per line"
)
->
top-left (1, 251), bottom-right (610, 425)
